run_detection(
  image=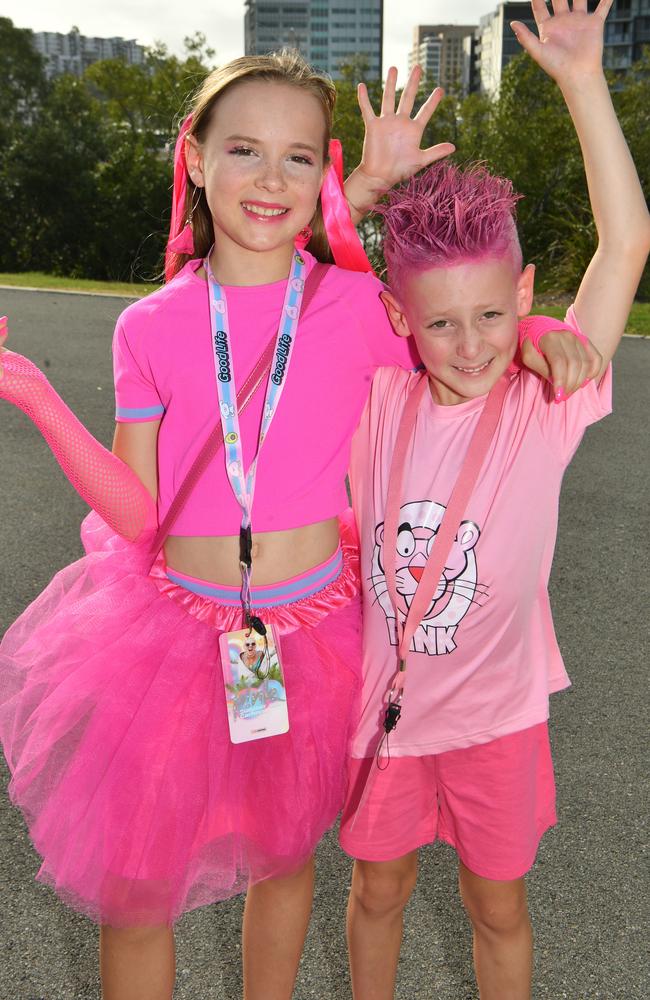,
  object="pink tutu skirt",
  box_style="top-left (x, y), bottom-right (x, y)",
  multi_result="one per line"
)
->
top-left (0, 511), bottom-right (361, 926)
